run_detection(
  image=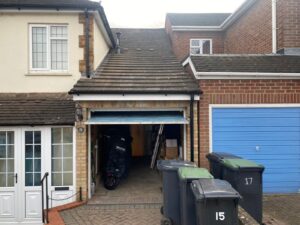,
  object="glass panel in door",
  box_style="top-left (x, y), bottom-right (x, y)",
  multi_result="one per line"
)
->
top-left (0, 131), bottom-right (17, 220)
